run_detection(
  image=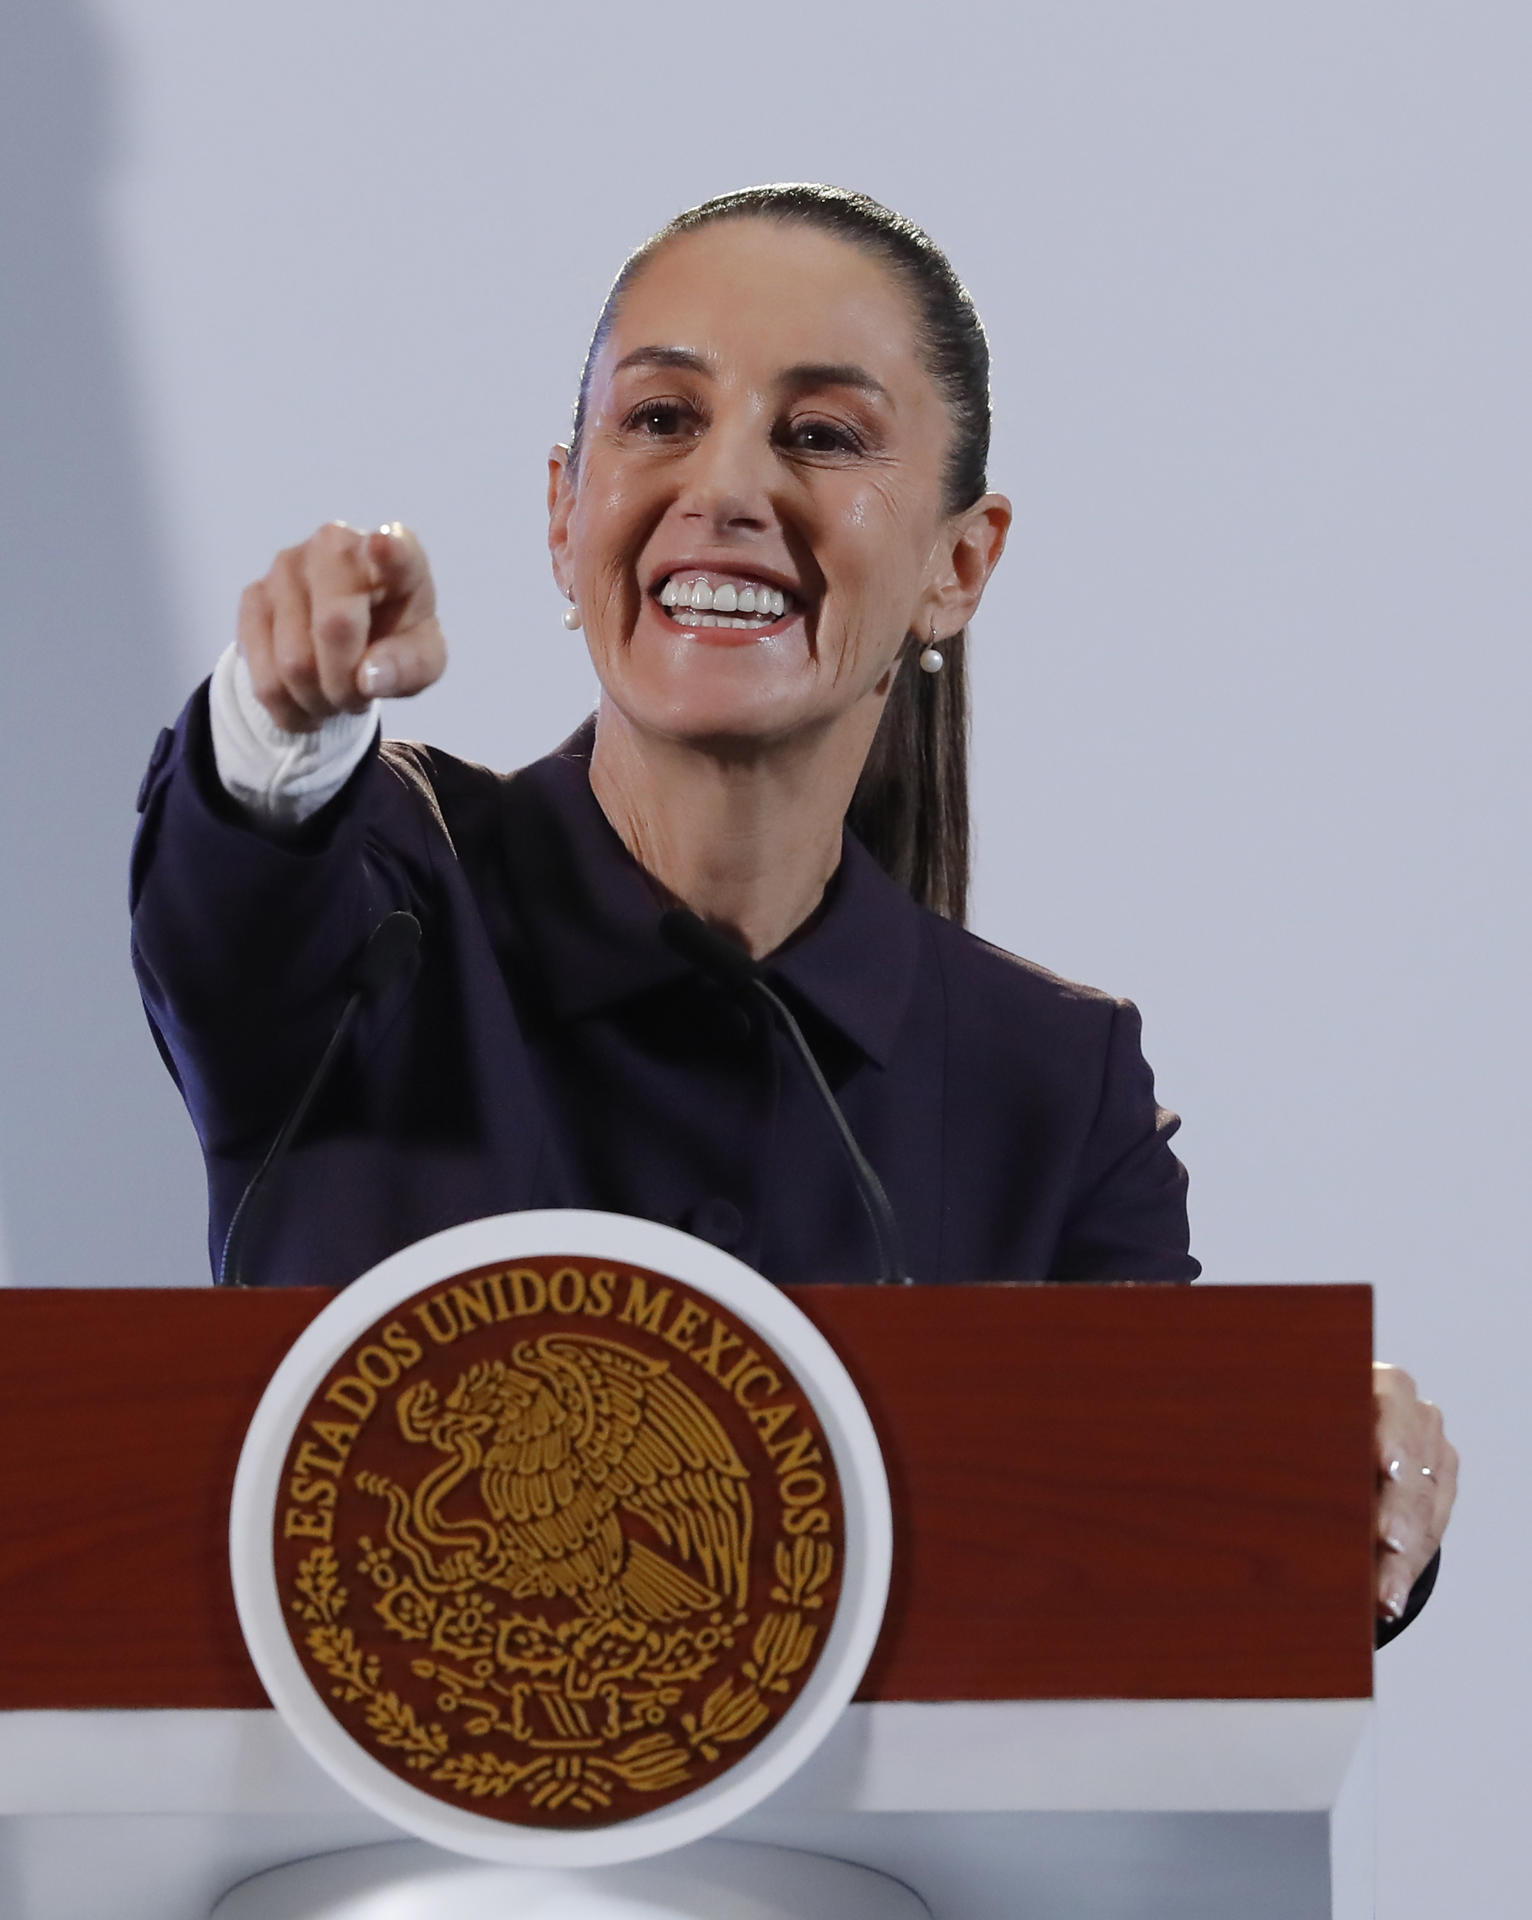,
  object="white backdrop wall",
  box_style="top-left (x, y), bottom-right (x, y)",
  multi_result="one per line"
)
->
top-left (2, 1), bottom-right (1526, 1912)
